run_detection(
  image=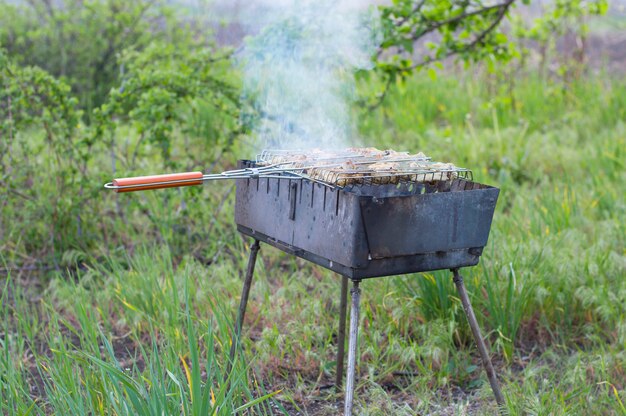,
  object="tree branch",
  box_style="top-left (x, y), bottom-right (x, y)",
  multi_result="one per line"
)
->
top-left (409, 0), bottom-right (514, 71)
top-left (409, 0), bottom-right (515, 44)
top-left (368, 0), bottom-right (517, 109)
